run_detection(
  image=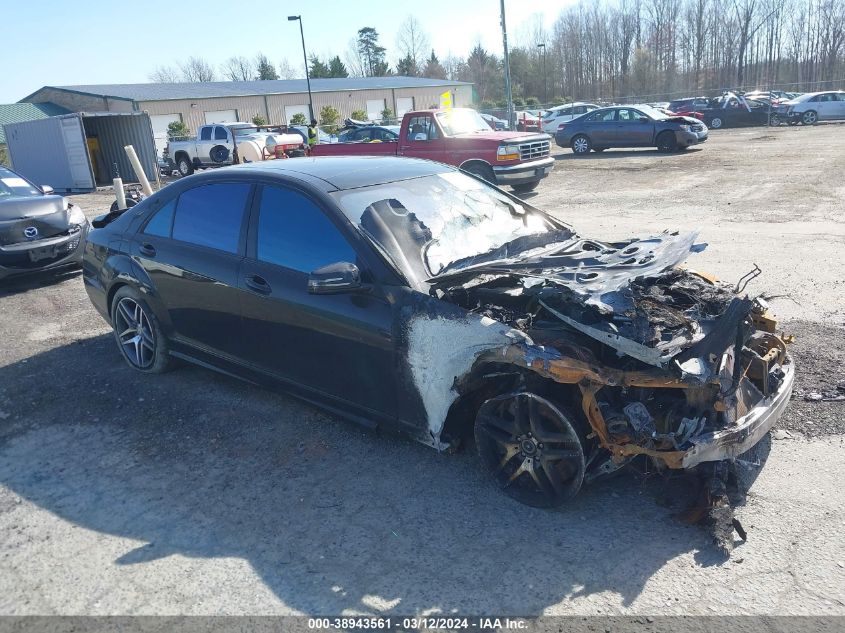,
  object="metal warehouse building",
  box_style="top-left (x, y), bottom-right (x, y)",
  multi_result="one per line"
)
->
top-left (23, 77), bottom-right (474, 156)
